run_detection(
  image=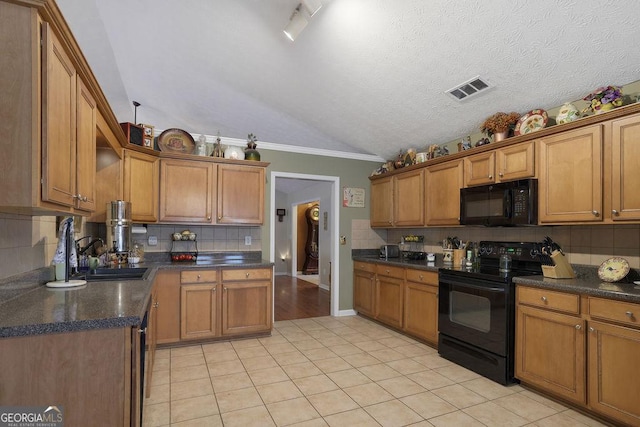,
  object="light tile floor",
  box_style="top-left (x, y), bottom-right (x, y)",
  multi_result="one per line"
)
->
top-left (143, 315), bottom-right (608, 427)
